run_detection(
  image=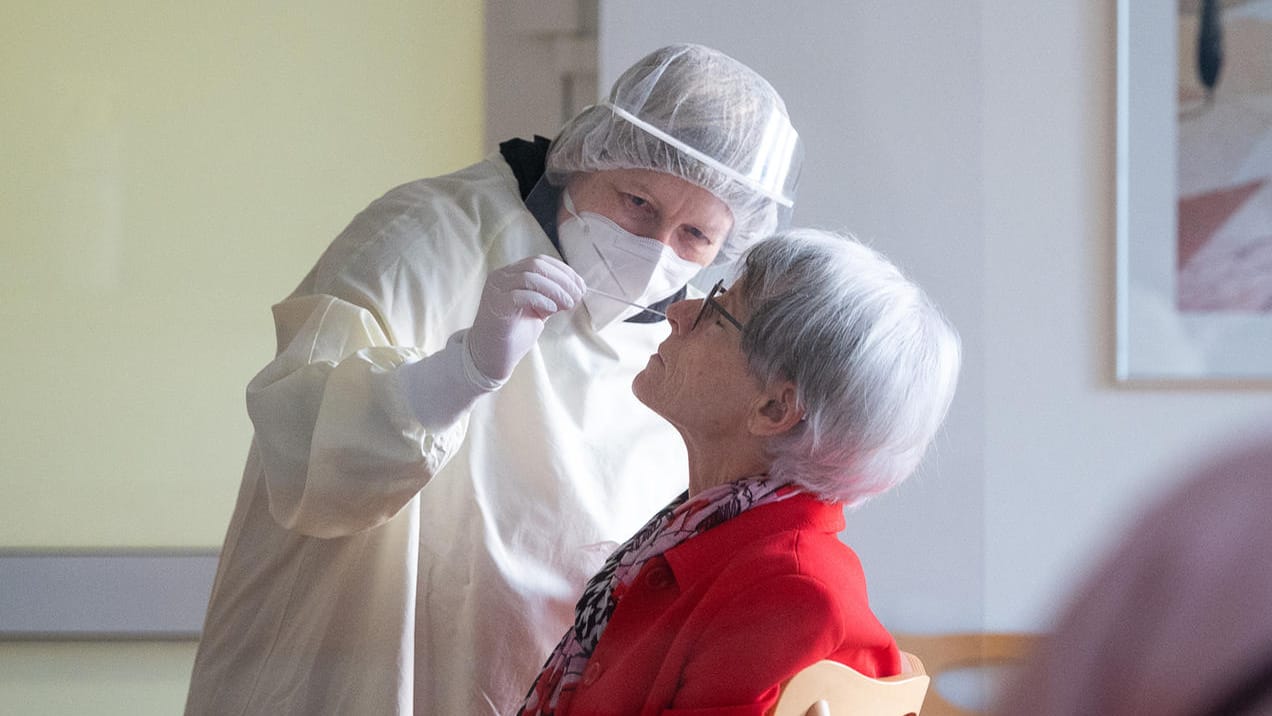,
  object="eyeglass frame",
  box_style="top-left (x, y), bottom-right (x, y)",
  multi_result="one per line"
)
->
top-left (691, 279), bottom-right (745, 332)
